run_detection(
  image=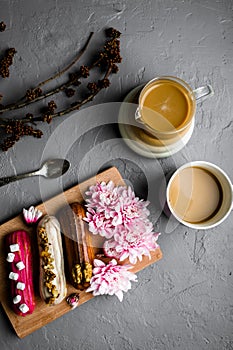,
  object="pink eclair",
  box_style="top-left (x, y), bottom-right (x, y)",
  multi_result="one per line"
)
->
top-left (5, 230), bottom-right (35, 316)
